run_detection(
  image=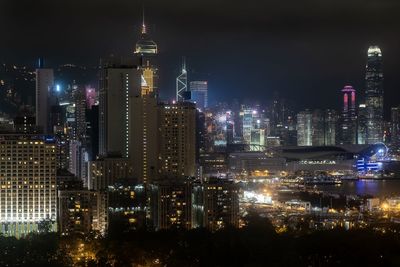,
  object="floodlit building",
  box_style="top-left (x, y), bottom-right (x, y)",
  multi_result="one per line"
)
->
top-left (0, 135), bottom-right (57, 237)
